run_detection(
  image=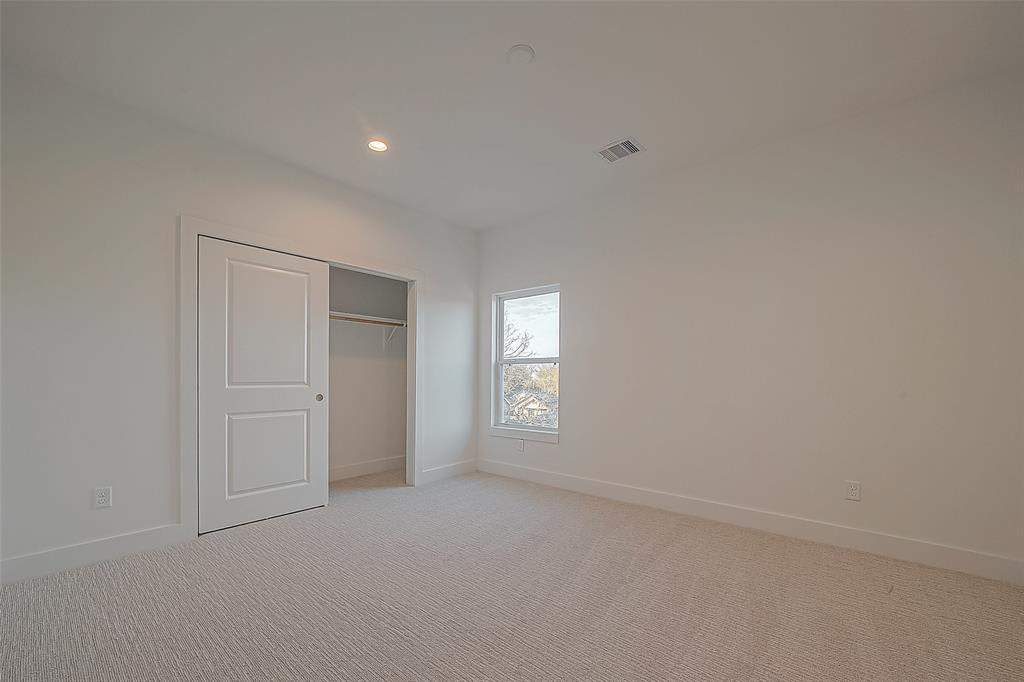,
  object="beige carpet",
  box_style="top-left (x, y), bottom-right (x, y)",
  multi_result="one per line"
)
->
top-left (1, 471), bottom-right (1022, 681)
